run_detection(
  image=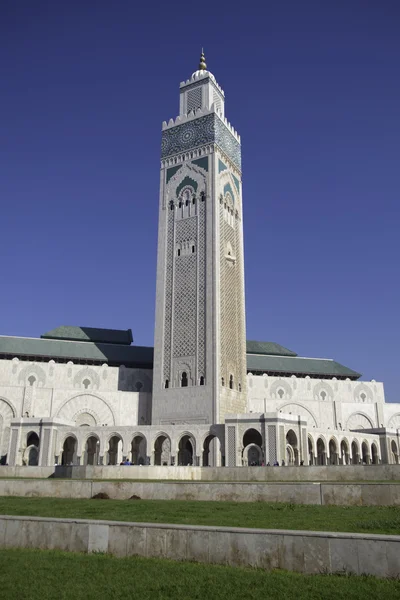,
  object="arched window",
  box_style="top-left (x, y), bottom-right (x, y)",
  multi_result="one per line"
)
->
top-left (229, 375), bottom-right (234, 389)
top-left (181, 372), bottom-right (188, 387)
top-left (179, 201), bottom-right (182, 208)
top-left (238, 383), bottom-right (242, 392)
top-left (135, 381), bottom-right (143, 392)
top-left (177, 249), bottom-right (181, 256)
top-left (28, 375), bottom-right (36, 387)
top-left (221, 377), bottom-right (225, 387)
top-left (165, 379), bottom-right (169, 389)
top-left (199, 376), bottom-right (205, 386)
top-left (192, 197), bottom-right (196, 204)
top-left (82, 378), bottom-right (91, 389)
top-left (200, 191), bottom-right (205, 201)
top-left (192, 245), bottom-right (195, 253)
top-left (170, 201), bottom-right (174, 210)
